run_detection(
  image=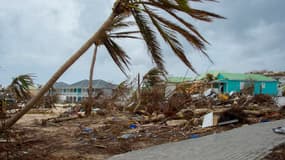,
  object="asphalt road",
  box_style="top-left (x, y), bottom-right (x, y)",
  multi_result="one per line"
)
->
top-left (109, 119), bottom-right (285, 160)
